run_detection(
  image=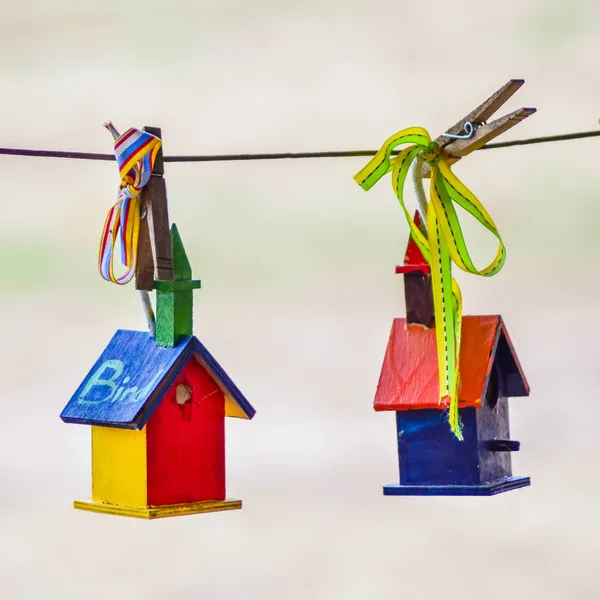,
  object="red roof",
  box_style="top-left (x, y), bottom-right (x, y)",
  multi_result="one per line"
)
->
top-left (374, 315), bottom-right (529, 411)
